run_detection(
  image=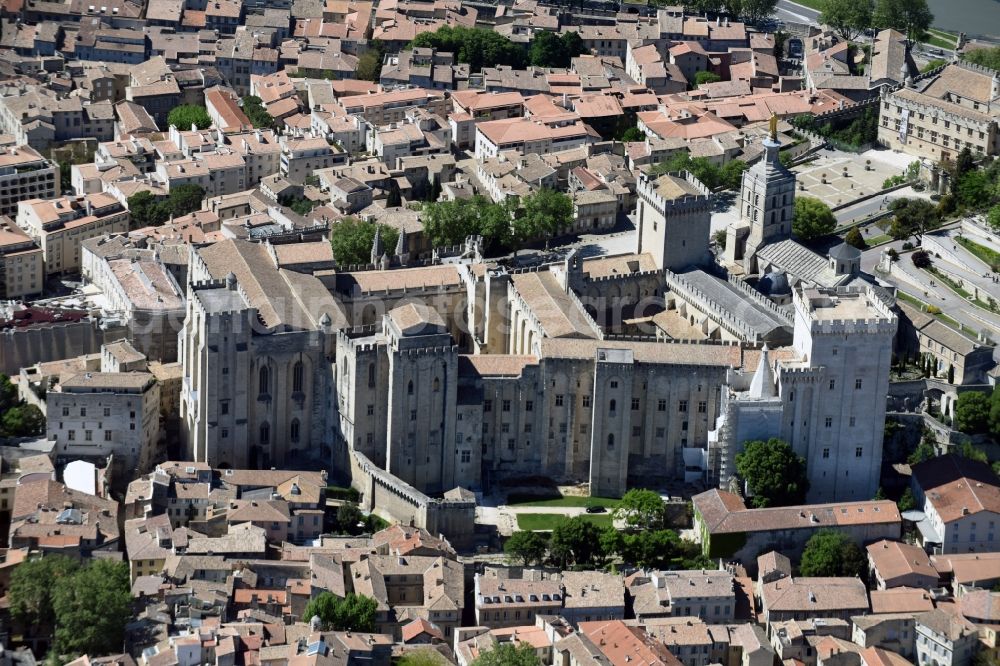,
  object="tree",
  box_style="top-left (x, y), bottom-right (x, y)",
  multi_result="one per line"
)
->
top-left (988, 204), bottom-right (1000, 231)
top-left (241, 96), bottom-right (276, 130)
top-left (845, 226), bottom-right (867, 249)
top-left (874, 0), bottom-right (933, 45)
top-left (889, 198), bottom-right (939, 242)
top-left (612, 489), bottom-right (665, 531)
top-left (530, 31), bottom-right (567, 67)
top-left (911, 250), bottom-right (932, 268)
top-left (720, 160), bottom-right (747, 190)
top-left (1, 404), bottom-right (45, 438)
top-left (335, 503), bottom-right (364, 534)
top-left (619, 126), bottom-right (645, 142)
top-left (127, 190), bottom-right (168, 228)
top-left (504, 531), bottom-right (548, 566)
top-left (398, 649), bottom-right (449, 666)
top-left (549, 516), bottom-right (604, 567)
top-left (329, 217), bottom-right (399, 266)
top-left (9, 556), bottom-right (80, 631)
top-left (303, 592), bottom-right (377, 632)
top-left (955, 391), bottom-right (992, 434)
top-left (422, 198), bottom-right (483, 247)
top-left (898, 487), bottom-right (917, 512)
top-left (166, 184), bottom-right (206, 219)
top-left (411, 26), bottom-right (526, 72)
top-left (471, 642), bottom-right (542, 666)
top-left (820, 0), bottom-right (873, 40)
top-left (991, 387), bottom-right (1000, 439)
top-left (51, 559), bottom-right (131, 657)
top-left (167, 104), bottom-right (212, 130)
top-left (734, 438), bottom-right (809, 508)
top-left (739, 0), bottom-right (778, 23)
top-left (694, 70), bottom-right (722, 87)
top-left (357, 40), bottom-right (387, 82)
top-left (0, 374), bottom-right (18, 413)
top-left (516, 188), bottom-right (573, 242)
top-left (964, 46), bottom-right (1000, 72)
top-left (793, 197), bottom-right (837, 242)
top-left (799, 530), bottom-right (867, 577)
